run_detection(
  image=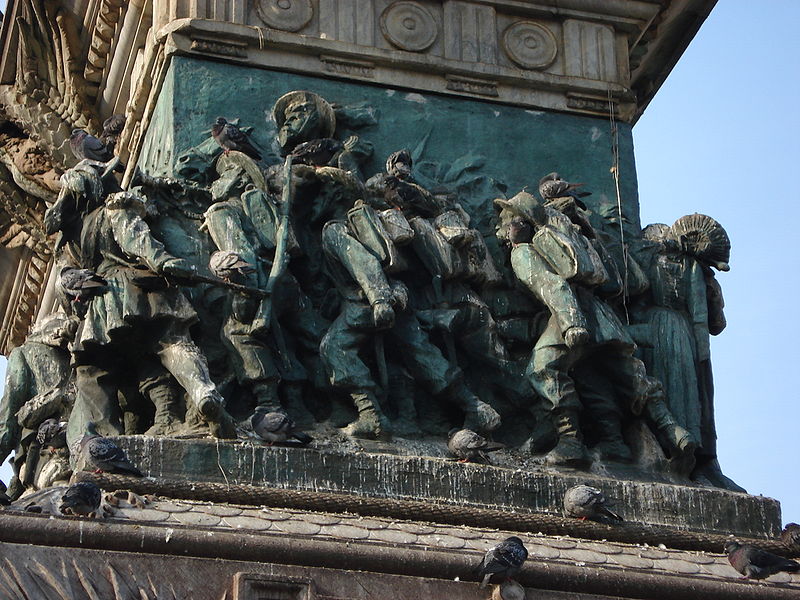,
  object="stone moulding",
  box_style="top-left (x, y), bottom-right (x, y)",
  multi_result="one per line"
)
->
top-left (115, 437), bottom-right (782, 540)
top-left (1, 516), bottom-right (798, 600)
